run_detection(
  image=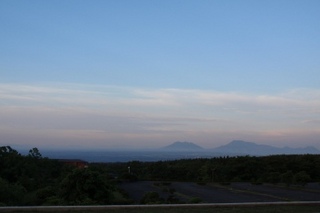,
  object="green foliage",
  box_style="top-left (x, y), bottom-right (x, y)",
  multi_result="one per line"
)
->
top-left (264, 172), bottom-right (281, 184)
top-left (35, 186), bottom-right (57, 205)
top-left (0, 146), bottom-right (123, 206)
top-left (281, 170), bottom-right (294, 186)
top-left (0, 146), bottom-right (23, 183)
top-left (59, 168), bottom-right (114, 205)
top-left (189, 197), bottom-right (202, 204)
top-left (294, 171), bottom-right (311, 186)
top-left (107, 155), bottom-right (320, 184)
top-left (28, 147), bottom-right (42, 159)
top-left (140, 191), bottom-right (164, 204)
top-left (0, 177), bottom-right (26, 205)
